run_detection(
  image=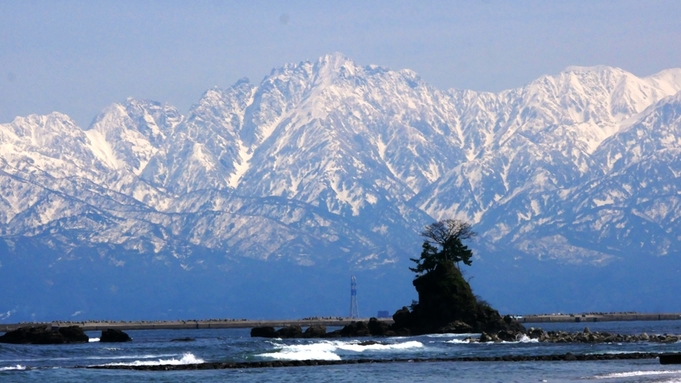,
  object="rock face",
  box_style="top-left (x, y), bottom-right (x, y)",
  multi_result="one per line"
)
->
top-left (100, 329), bottom-right (132, 342)
top-left (393, 262), bottom-right (525, 335)
top-left (0, 325), bottom-right (88, 344)
top-left (275, 325), bottom-right (303, 338)
top-left (251, 320), bottom-right (394, 338)
top-left (250, 326), bottom-right (277, 338)
top-left (524, 328), bottom-right (681, 344)
top-left (250, 325), bottom-right (305, 339)
top-left (303, 324), bottom-right (327, 338)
